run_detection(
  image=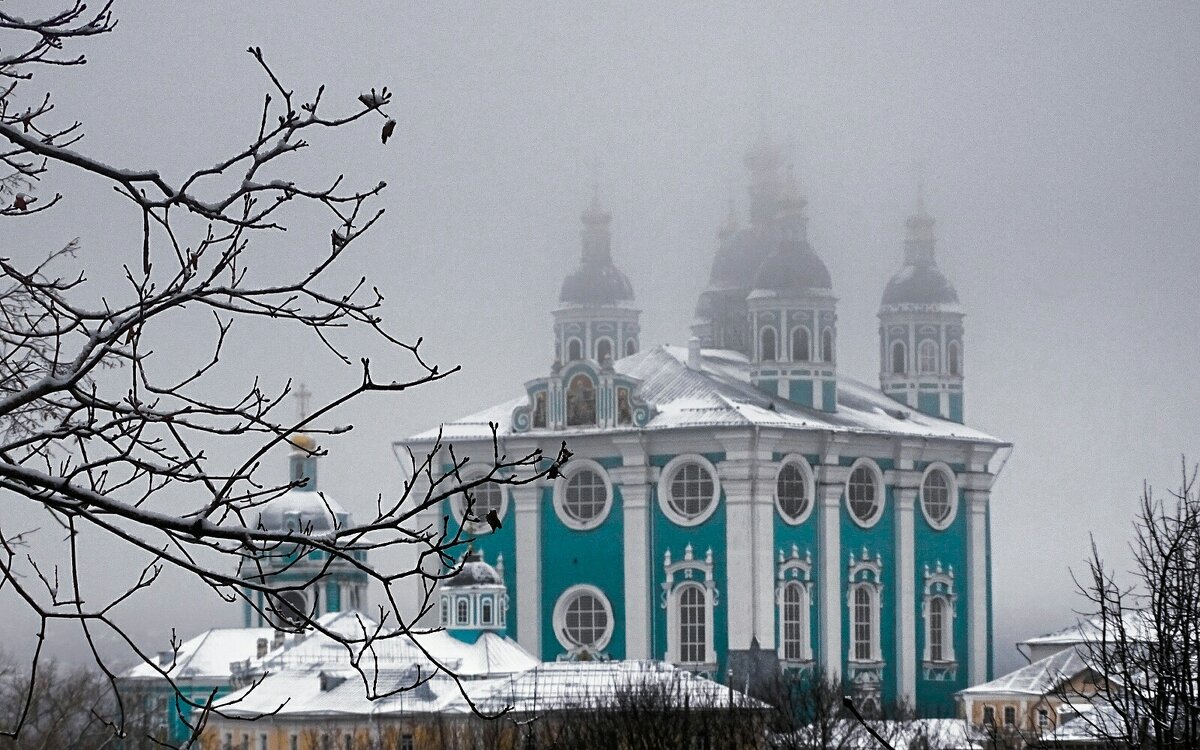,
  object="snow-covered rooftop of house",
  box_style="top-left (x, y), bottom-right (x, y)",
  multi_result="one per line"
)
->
top-left (475, 659), bottom-right (767, 714)
top-left (1019, 610), bottom-right (1154, 650)
top-left (779, 718), bottom-right (980, 750)
top-left (957, 647), bottom-right (1087, 697)
top-left (121, 626), bottom-right (276, 682)
top-left (405, 346), bottom-right (1005, 444)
